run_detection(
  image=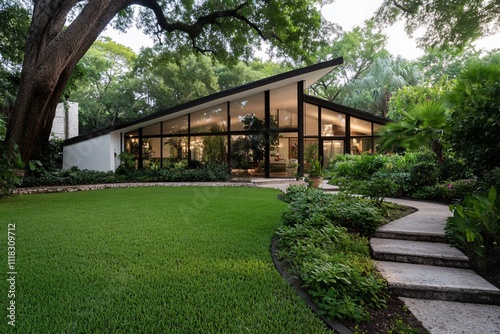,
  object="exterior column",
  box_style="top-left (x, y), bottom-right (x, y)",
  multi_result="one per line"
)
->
top-left (297, 81), bottom-right (305, 176)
